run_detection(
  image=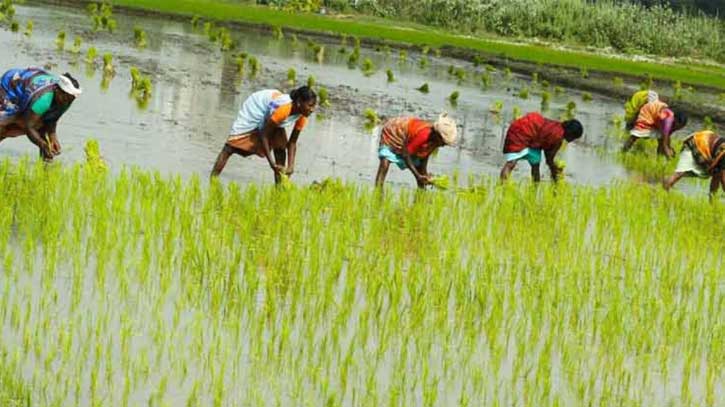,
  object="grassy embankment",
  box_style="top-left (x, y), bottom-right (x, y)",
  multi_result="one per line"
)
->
top-left (93, 0), bottom-right (725, 90)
